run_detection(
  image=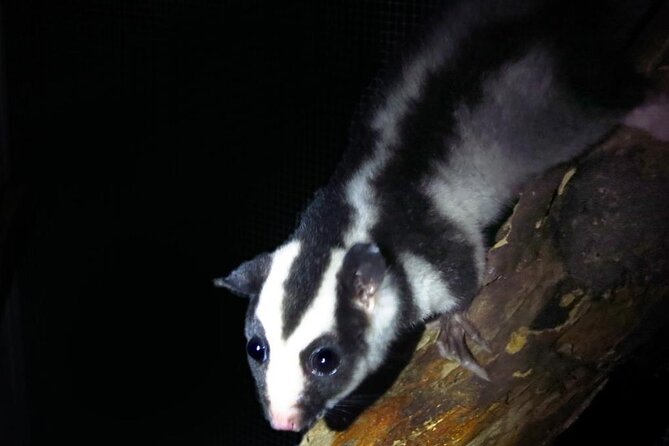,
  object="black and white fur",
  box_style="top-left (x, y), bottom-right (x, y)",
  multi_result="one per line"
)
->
top-left (216, 0), bottom-right (661, 433)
